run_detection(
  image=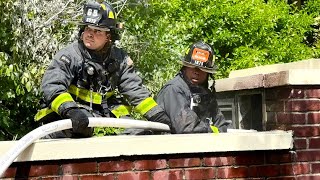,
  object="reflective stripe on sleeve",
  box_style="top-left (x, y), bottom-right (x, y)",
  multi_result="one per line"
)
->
top-left (51, 92), bottom-right (74, 113)
top-left (104, 91), bottom-right (115, 99)
top-left (34, 108), bottom-right (54, 121)
top-left (210, 126), bottom-right (220, 134)
top-left (111, 105), bottom-right (132, 118)
top-left (68, 85), bottom-right (102, 104)
top-left (134, 97), bottom-right (158, 115)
